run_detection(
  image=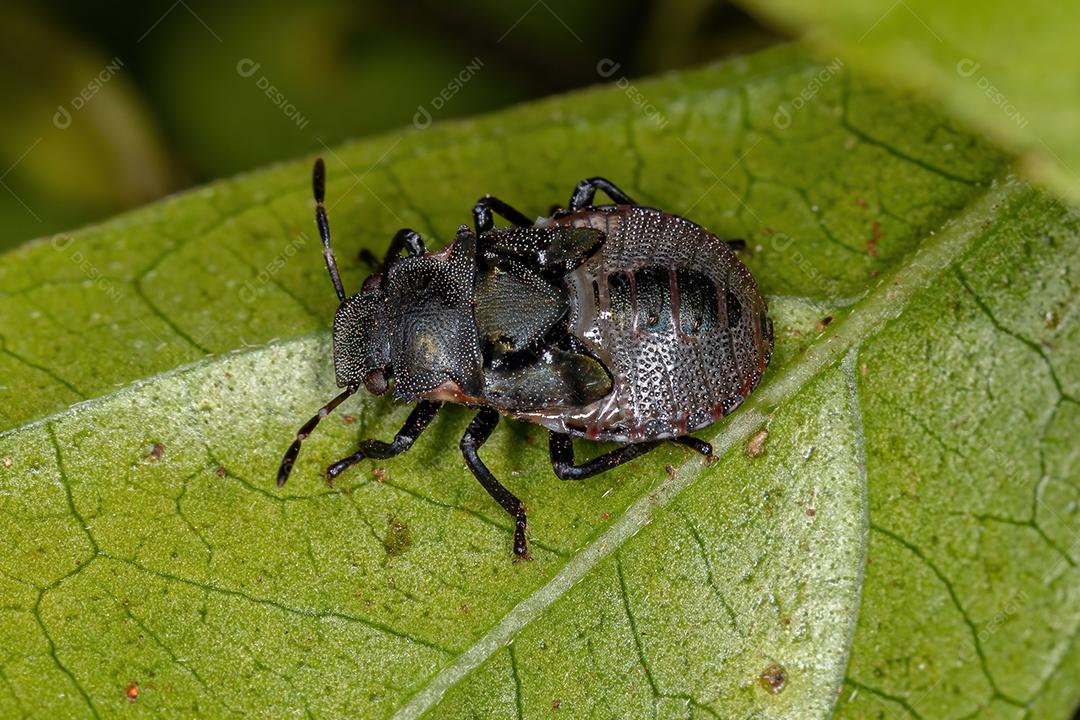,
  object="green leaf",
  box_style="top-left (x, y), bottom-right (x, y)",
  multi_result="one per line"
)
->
top-left (1, 44), bottom-right (1078, 718)
top-left (735, 0), bottom-right (1080, 206)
